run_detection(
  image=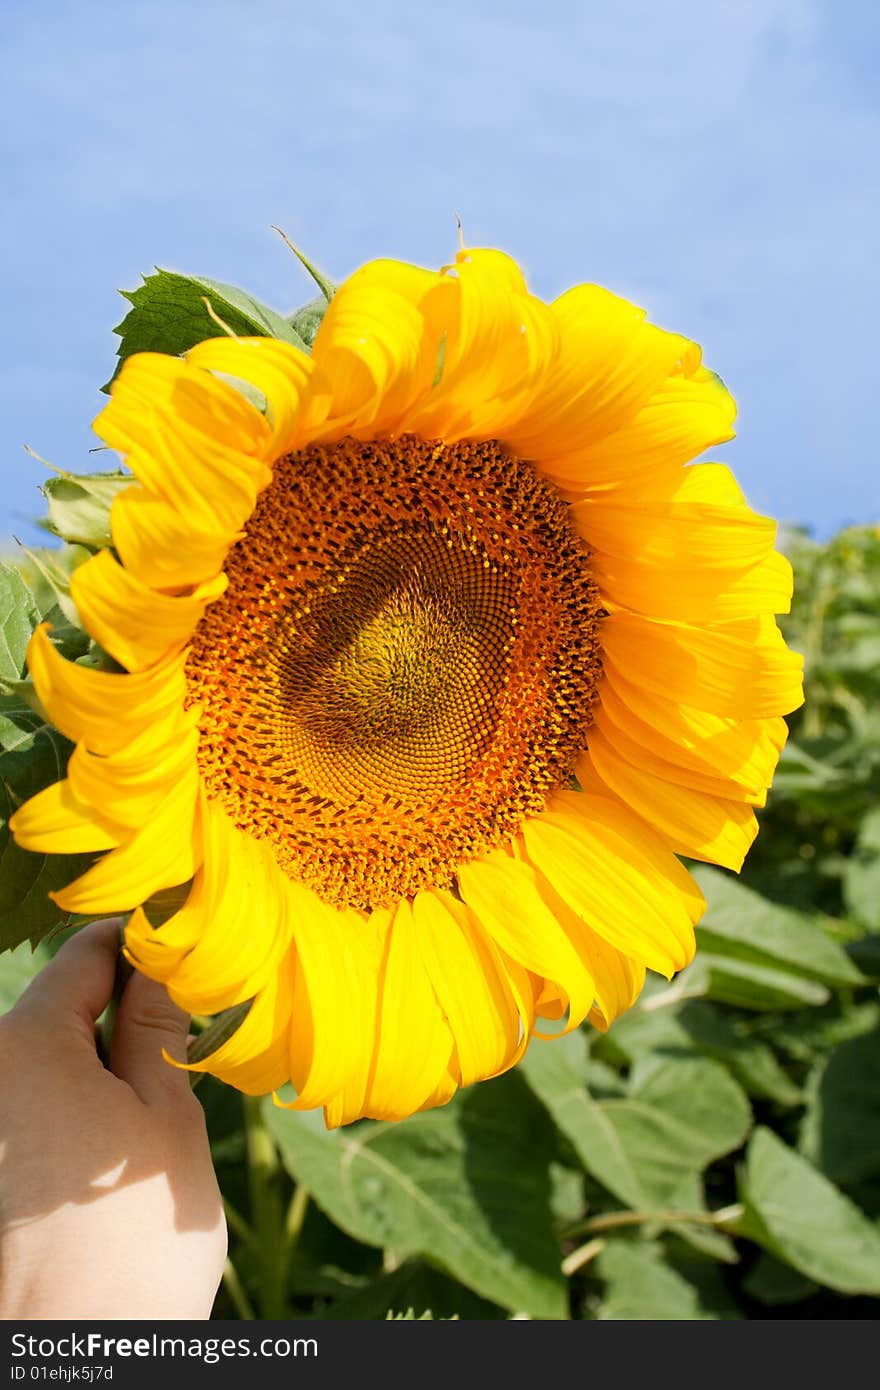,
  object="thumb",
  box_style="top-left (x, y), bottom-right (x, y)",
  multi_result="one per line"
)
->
top-left (109, 967), bottom-right (193, 1108)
